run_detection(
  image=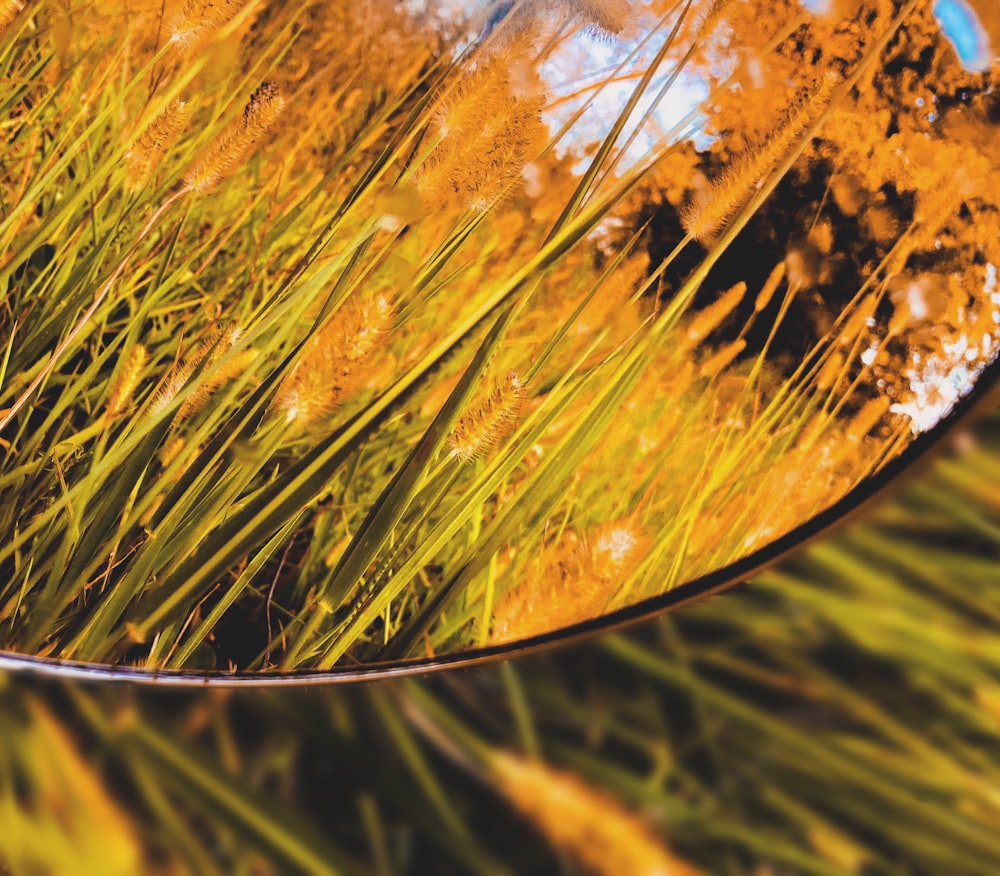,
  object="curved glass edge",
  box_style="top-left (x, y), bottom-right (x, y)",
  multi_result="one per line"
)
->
top-left (2, 362), bottom-right (998, 688)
